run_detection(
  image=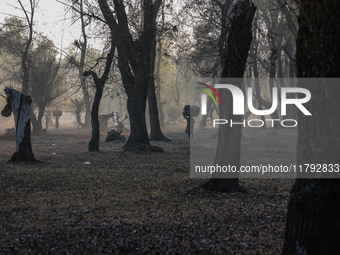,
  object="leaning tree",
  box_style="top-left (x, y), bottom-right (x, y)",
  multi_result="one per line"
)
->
top-left (84, 39), bottom-right (116, 151)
